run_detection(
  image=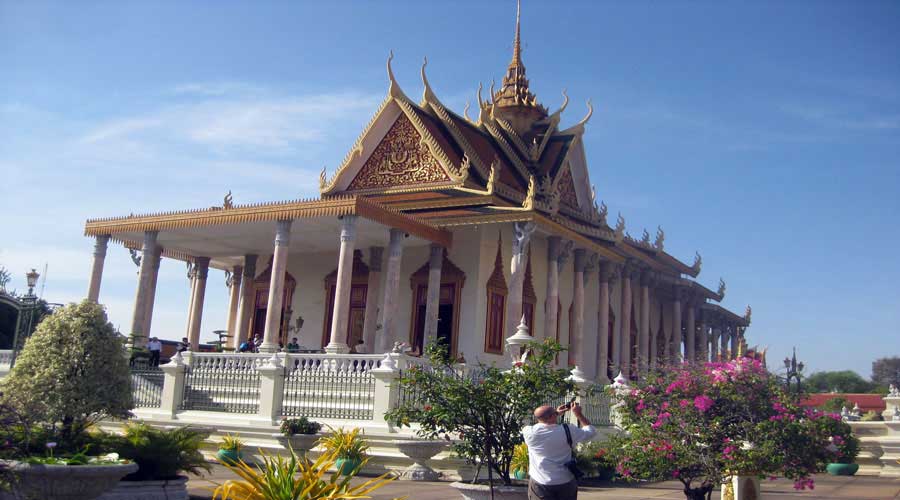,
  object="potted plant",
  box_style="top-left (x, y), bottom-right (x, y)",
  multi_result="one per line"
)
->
top-left (212, 448), bottom-right (396, 499)
top-left (575, 441), bottom-right (616, 481)
top-left (386, 339), bottom-right (575, 500)
top-left (606, 356), bottom-right (848, 500)
top-left (510, 443), bottom-right (528, 480)
top-left (94, 422), bottom-right (212, 499)
top-left (216, 434), bottom-right (245, 466)
top-left (274, 417), bottom-right (323, 456)
top-left (317, 427), bottom-right (369, 476)
top-left (817, 412), bottom-right (860, 476)
top-left (0, 301), bottom-right (138, 500)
